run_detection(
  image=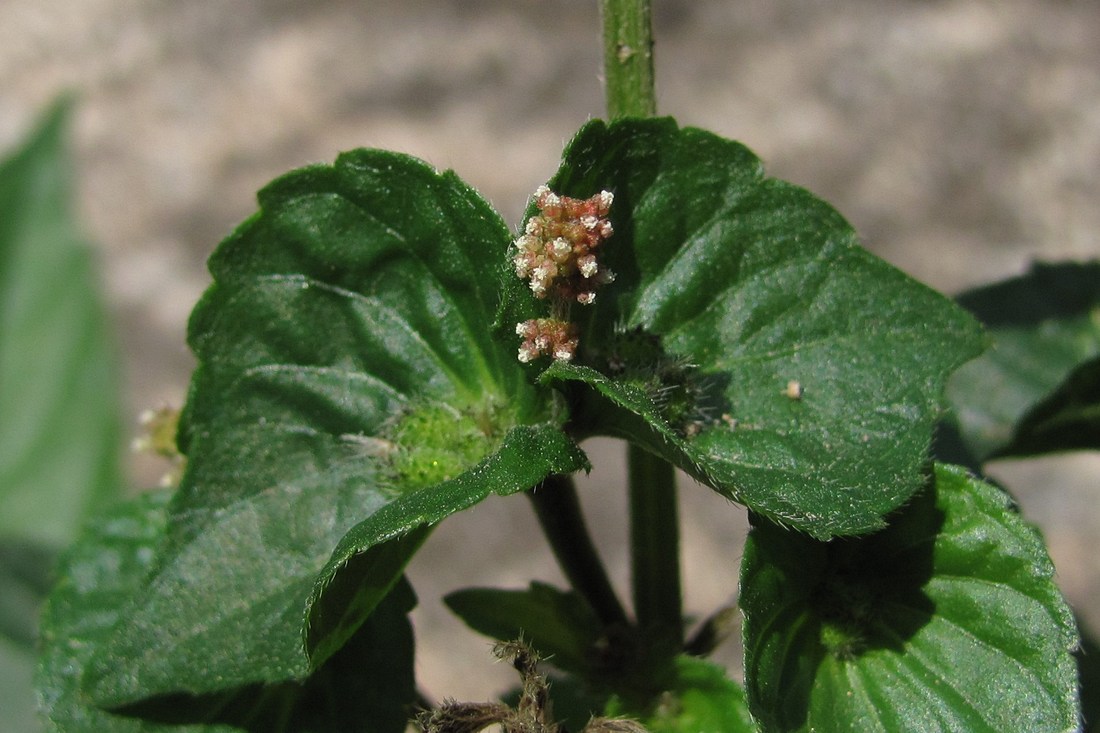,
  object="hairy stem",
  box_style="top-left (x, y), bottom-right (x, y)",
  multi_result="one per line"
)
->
top-left (527, 475), bottom-right (629, 628)
top-left (628, 444), bottom-right (683, 648)
top-left (599, 0), bottom-right (657, 118)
